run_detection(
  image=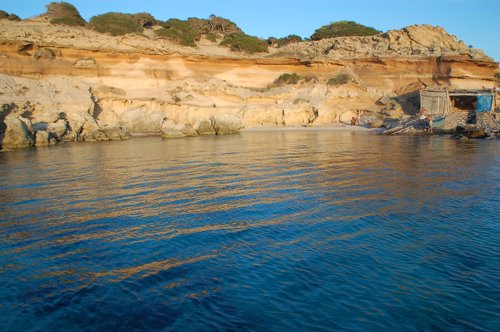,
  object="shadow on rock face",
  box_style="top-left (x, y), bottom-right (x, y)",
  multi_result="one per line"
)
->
top-left (0, 103), bottom-right (15, 149)
top-left (33, 121), bottom-right (48, 132)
